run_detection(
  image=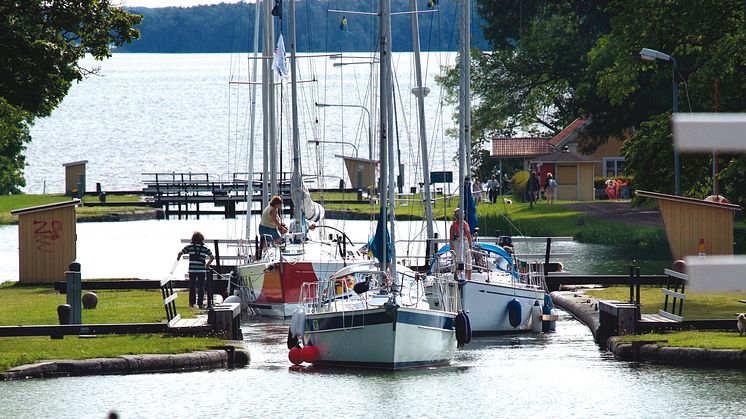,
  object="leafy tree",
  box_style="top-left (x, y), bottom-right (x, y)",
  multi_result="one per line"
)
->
top-left (0, 1), bottom-right (141, 194)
